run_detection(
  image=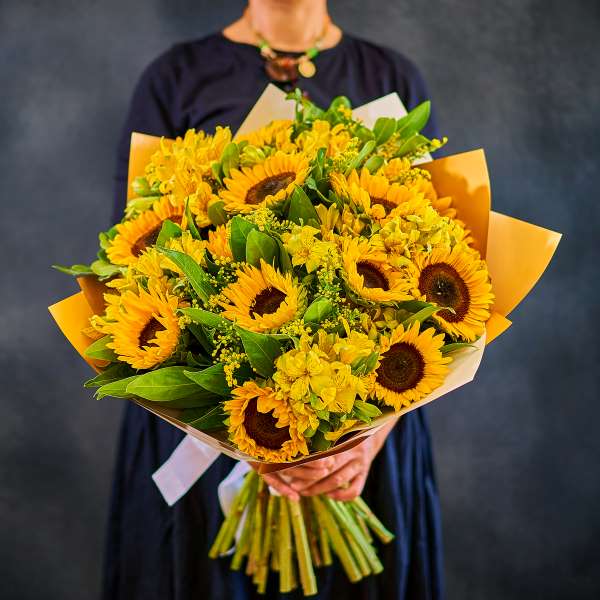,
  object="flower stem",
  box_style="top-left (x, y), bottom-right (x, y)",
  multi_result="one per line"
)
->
top-left (289, 498), bottom-right (318, 596)
top-left (311, 495), bottom-right (362, 582)
top-left (351, 496), bottom-right (395, 544)
top-left (231, 474), bottom-right (259, 571)
top-left (208, 470), bottom-right (256, 558)
top-left (248, 477), bottom-right (266, 578)
top-left (278, 495), bottom-right (294, 593)
top-left (255, 492), bottom-right (277, 594)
